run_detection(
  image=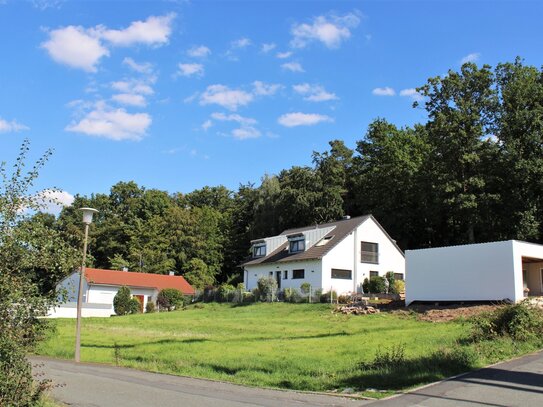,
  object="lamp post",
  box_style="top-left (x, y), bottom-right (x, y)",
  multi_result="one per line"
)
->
top-left (75, 207), bottom-right (98, 363)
